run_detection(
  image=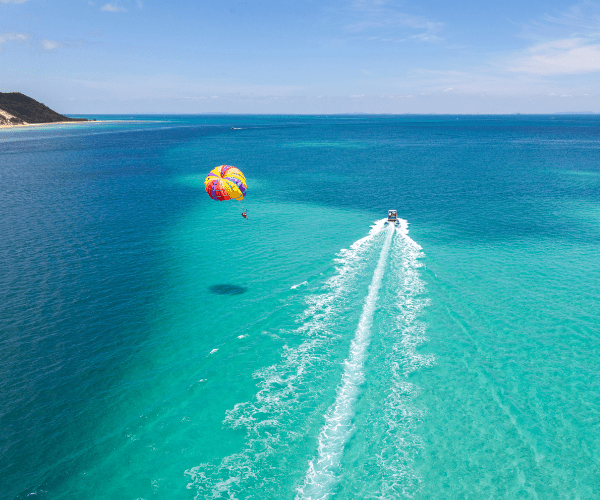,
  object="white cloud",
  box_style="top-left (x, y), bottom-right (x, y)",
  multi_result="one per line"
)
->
top-left (511, 1), bottom-right (600, 74)
top-left (41, 39), bottom-right (62, 51)
top-left (101, 3), bottom-right (127, 12)
top-left (0, 0), bottom-right (29, 3)
top-left (0, 32), bottom-right (28, 50)
top-left (137, 0), bottom-right (143, 9)
top-left (510, 38), bottom-right (600, 74)
top-left (0, 33), bottom-right (87, 53)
